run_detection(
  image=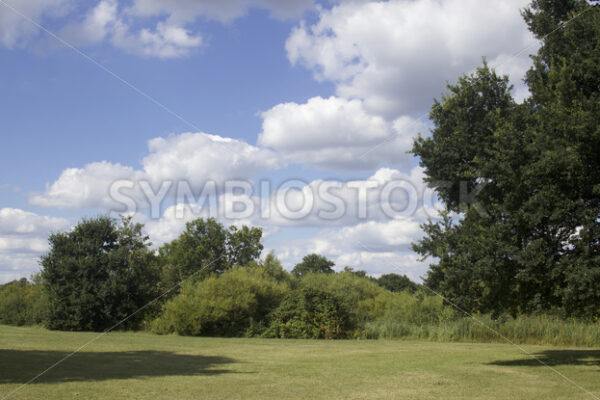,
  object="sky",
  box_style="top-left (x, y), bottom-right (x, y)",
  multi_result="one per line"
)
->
top-left (0, 0), bottom-right (539, 283)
